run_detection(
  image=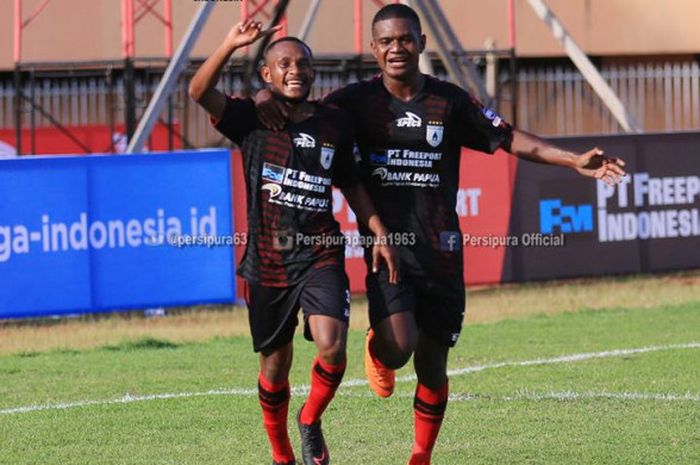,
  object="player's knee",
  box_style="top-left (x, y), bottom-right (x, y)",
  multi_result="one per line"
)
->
top-left (376, 335), bottom-right (416, 369)
top-left (315, 335), bottom-right (346, 366)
